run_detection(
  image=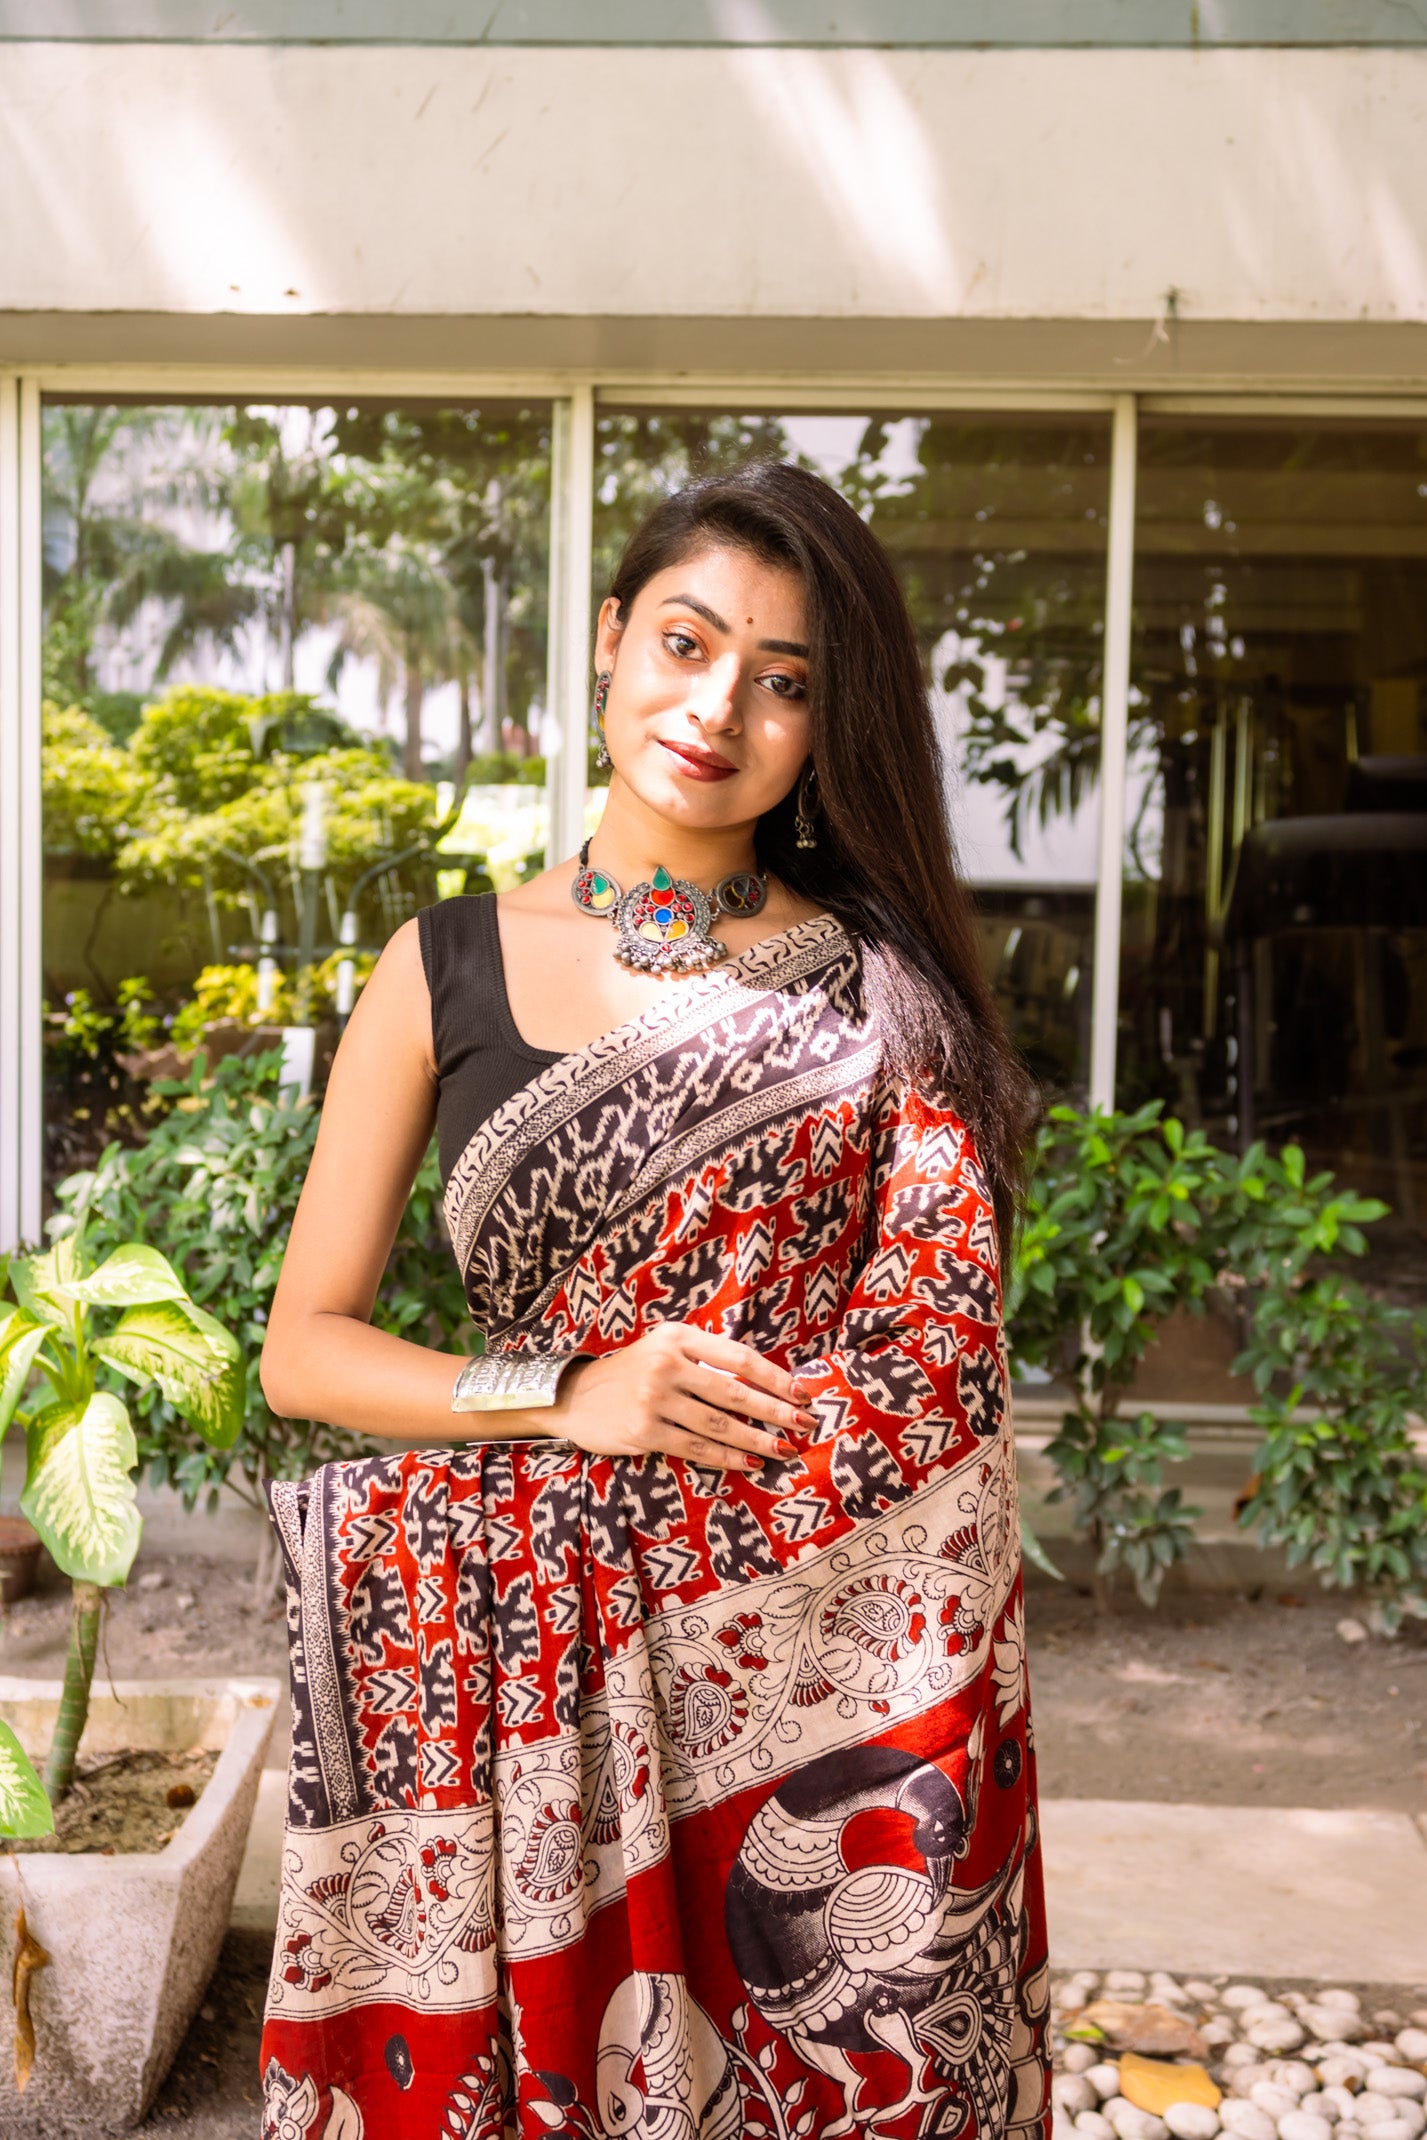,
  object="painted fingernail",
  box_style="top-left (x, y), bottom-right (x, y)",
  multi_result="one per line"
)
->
top-left (774, 1441), bottom-right (795, 1457)
top-left (798, 1410), bottom-right (818, 1429)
